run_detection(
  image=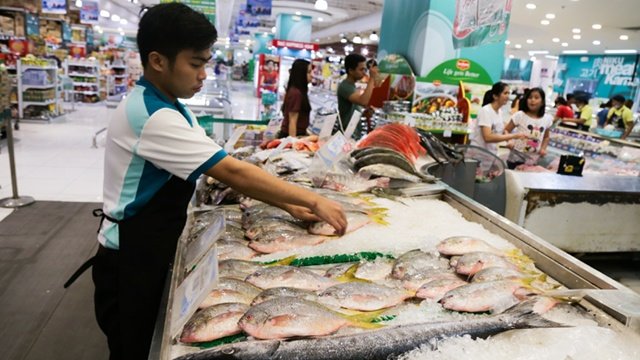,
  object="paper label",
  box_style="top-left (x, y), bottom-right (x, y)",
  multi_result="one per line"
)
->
top-left (308, 133), bottom-right (350, 186)
top-left (405, 115), bottom-right (416, 127)
top-left (224, 125), bottom-right (247, 152)
top-left (443, 129), bottom-right (452, 138)
top-left (344, 110), bottom-right (362, 139)
top-left (318, 113), bottom-right (338, 141)
top-left (183, 214), bottom-right (224, 273)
